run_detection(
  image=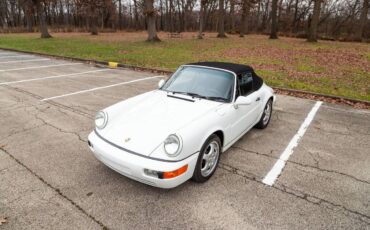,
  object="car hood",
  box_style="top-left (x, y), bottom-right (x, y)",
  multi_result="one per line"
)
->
top-left (97, 90), bottom-right (221, 155)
